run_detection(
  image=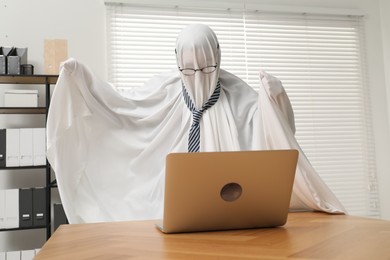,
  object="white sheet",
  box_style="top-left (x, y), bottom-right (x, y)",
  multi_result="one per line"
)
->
top-left (47, 24), bottom-right (346, 223)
